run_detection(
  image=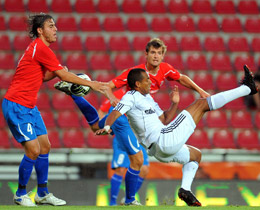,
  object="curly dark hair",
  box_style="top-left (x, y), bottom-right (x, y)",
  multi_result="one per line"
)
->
top-left (28, 13), bottom-right (54, 39)
top-left (127, 68), bottom-right (146, 89)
